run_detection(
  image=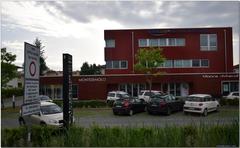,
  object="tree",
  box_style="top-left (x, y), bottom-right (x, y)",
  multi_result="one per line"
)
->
top-left (134, 47), bottom-right (165, 92)
top-left (33, 38), bottom-right (49, 75)
top-left (1, 48), bottom-right (18, 87)
top-left (80, 62), bottom-right (102, 75)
